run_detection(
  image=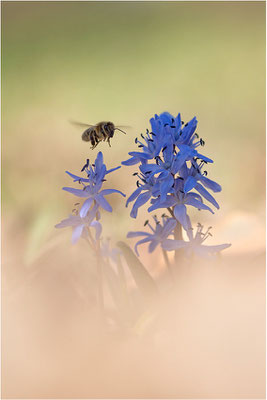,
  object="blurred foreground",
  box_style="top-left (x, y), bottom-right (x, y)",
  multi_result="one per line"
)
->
top-left (2, 223), bottom-right (265, 398)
